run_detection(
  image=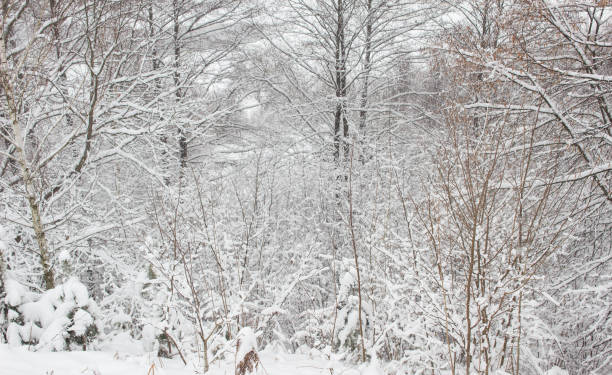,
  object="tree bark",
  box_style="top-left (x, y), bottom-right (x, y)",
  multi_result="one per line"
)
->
top-left (333, 0), bottom-right (349, 165)
top-left (0, 12), bottom-right (55, 289)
